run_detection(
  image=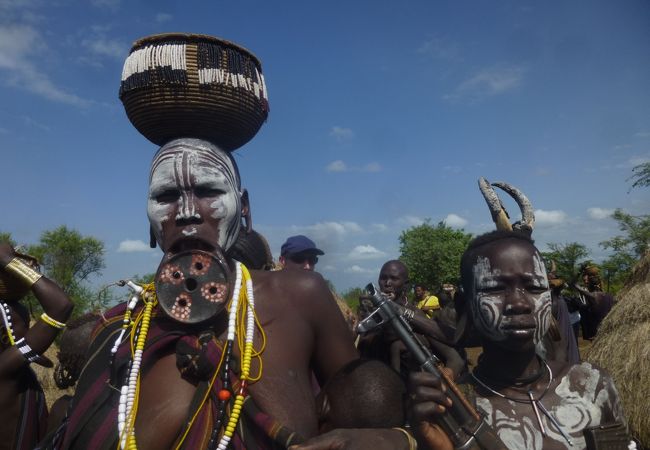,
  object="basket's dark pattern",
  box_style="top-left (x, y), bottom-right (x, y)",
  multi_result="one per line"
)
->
top-left (119, 40), bottom-right (188, 94)
top-left (119, 34), bottom-right (269, 151)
